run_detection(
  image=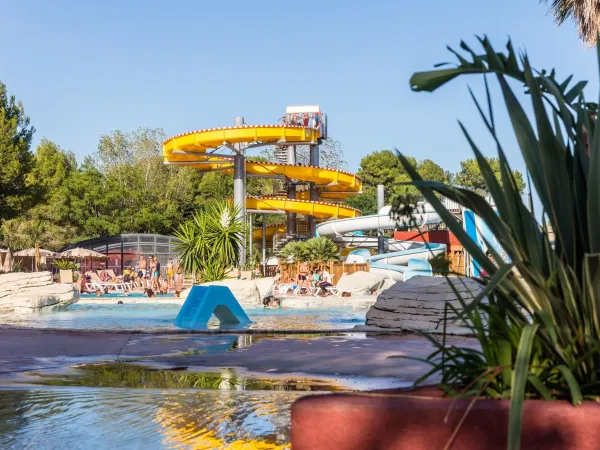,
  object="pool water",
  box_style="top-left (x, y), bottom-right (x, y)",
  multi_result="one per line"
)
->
top-left (0, 303), bottom-right (367, 331)
top-left (0, 386), bottom-right (299, 449)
